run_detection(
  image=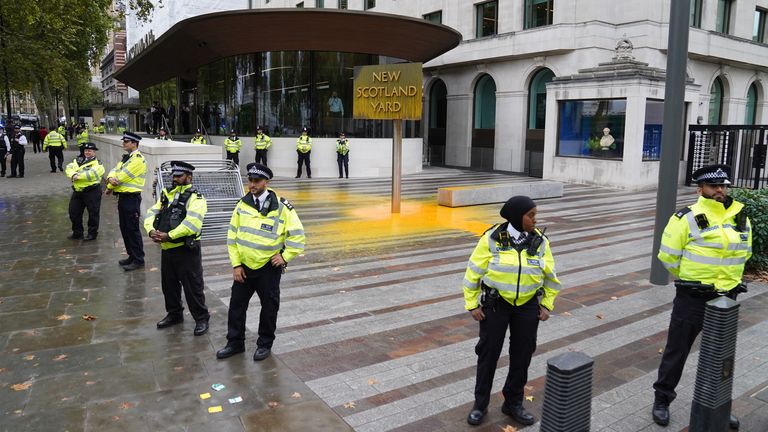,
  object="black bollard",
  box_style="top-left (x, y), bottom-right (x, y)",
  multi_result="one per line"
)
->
top-left (540, 351), bottom-right (594, 432)
top-left (689, 296), bottom-right (740, 432)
